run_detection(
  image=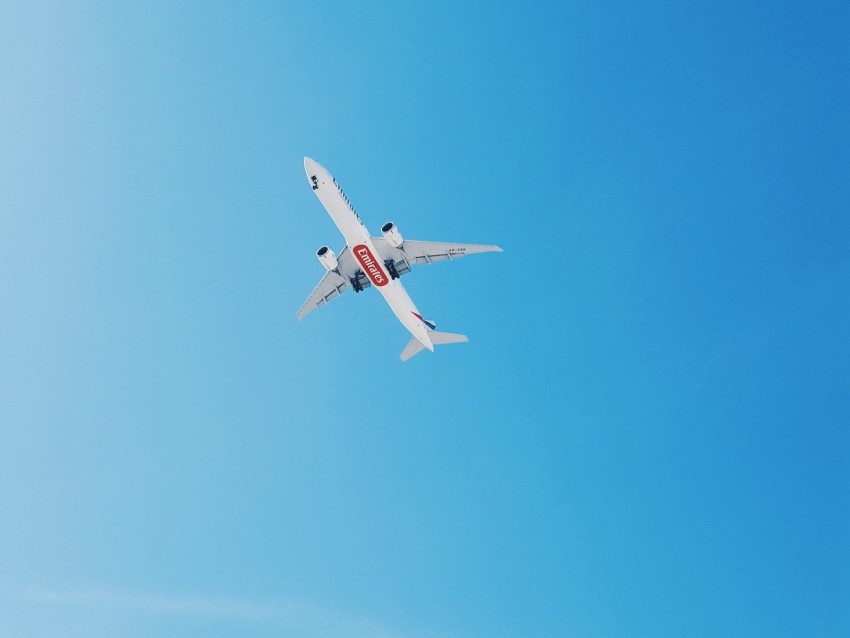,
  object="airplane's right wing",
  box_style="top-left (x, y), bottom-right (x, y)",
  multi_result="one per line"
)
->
top-left (371, 238), bottom-right (503, 277)
top-left (296, 246), bottom-right (371, 320)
